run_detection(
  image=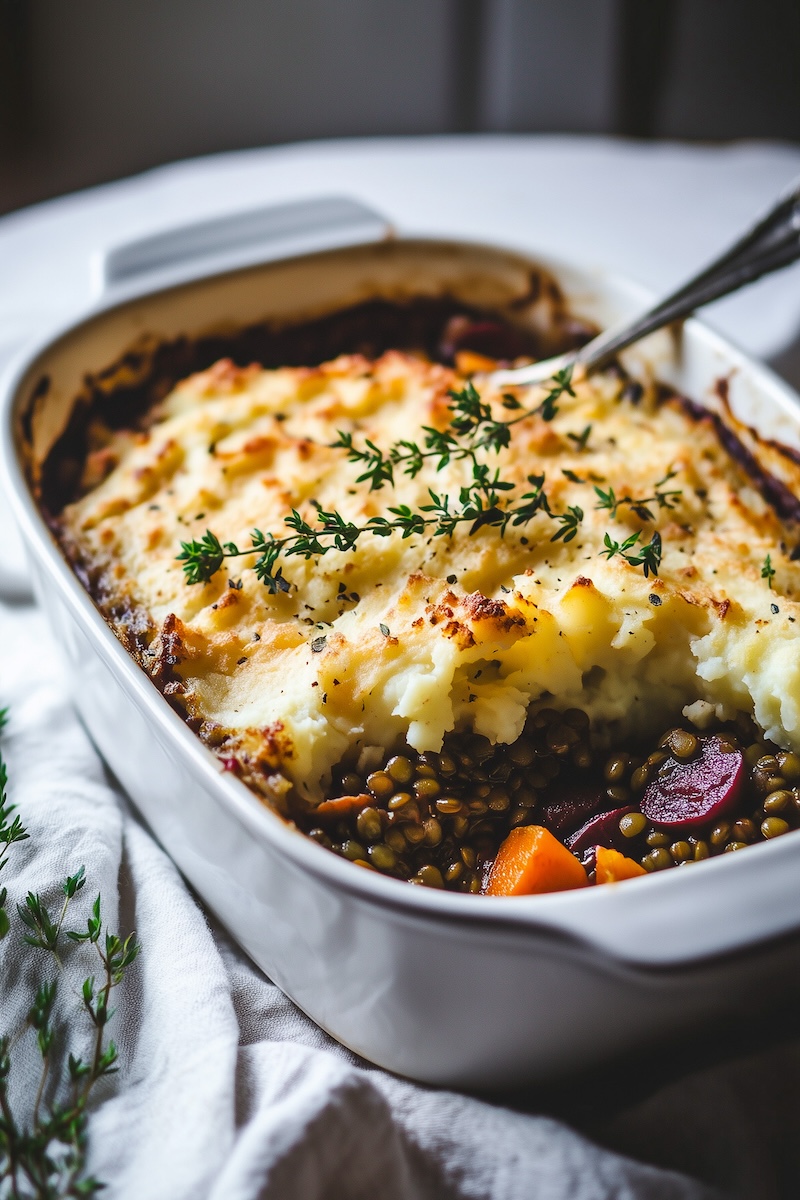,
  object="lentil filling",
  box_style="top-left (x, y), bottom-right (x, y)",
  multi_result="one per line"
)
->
top-left (298, 712), bottom-right (800, 890)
